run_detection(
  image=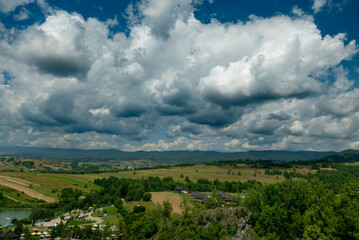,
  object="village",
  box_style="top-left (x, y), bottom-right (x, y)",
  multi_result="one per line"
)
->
top-left (1, 185), bottom-right (236, 239)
